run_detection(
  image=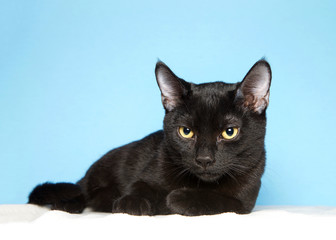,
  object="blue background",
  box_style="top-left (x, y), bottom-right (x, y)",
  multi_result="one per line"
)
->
top-left (1, 0), bottom-right (335, 206)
